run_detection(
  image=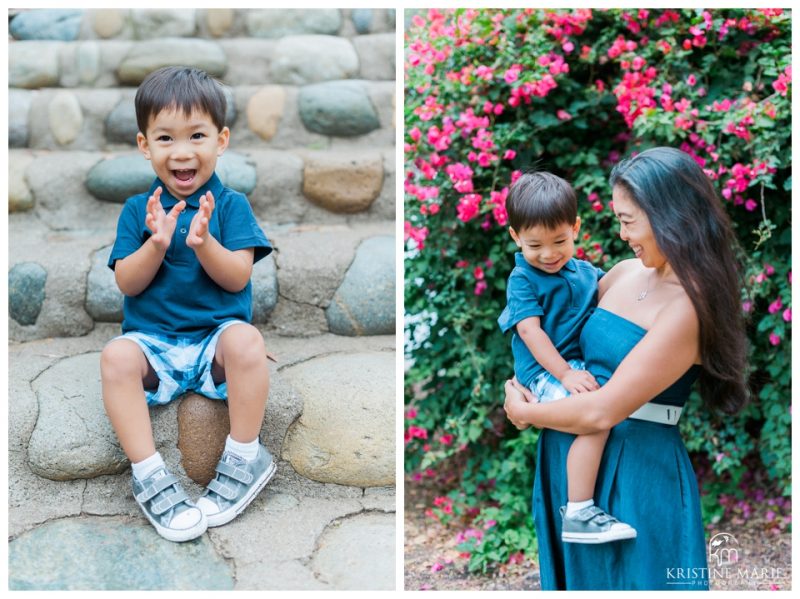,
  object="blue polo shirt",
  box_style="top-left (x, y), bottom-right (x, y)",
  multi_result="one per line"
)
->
top-left (108, 173), bottom-right (272, 339)
top-left (498, 254), bottom-right (604, 388)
